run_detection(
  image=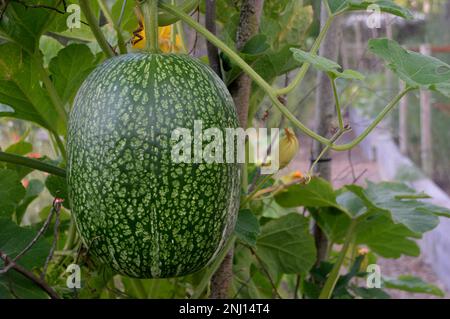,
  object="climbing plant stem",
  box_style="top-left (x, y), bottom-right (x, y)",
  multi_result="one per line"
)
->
top-left (159, 2), bottom-right (332, 145)
top-left (331, 88), bottom-right (414, 151)
top-left (331, 78), bottom-right (344, 129)
top-left (308, 128), bottom-right (347, 176)
top-left (160, 2), bottom-right (415, 153)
